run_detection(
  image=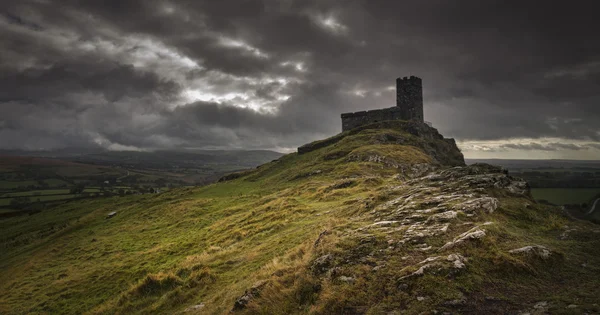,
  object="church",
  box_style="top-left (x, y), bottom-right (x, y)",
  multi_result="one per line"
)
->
top-left (341, 76), bottom-right (425, 131)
